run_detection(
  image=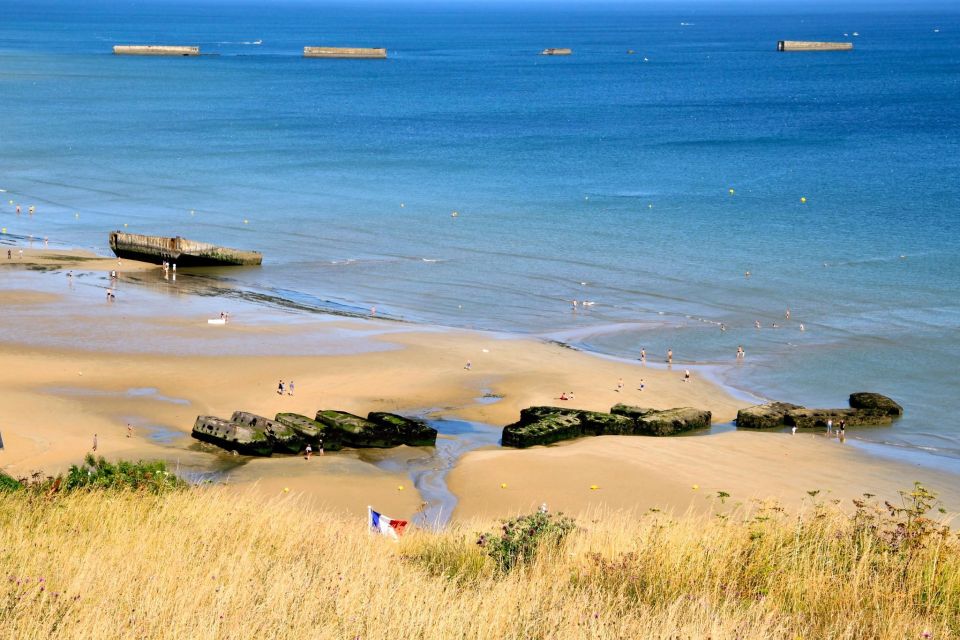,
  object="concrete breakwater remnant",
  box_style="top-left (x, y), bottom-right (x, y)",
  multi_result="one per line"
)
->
top-left (192, 409), bottom-right (437, 456)
top-left (109, 232), bottom-right (262, 267)
top-left (736, 392), bottom-right (902, 430)
top-left (502, 404), bottom-right (712, 448)
top-left (113, 45), bottom-right (200, 56)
